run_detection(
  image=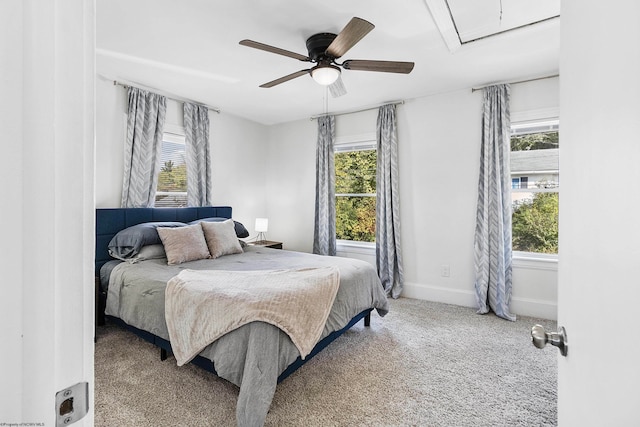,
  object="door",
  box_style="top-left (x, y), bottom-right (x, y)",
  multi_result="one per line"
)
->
top-left (0, 0), bottom-right (95, 424)
top-left (558, 1), bottom-right (640, 424)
